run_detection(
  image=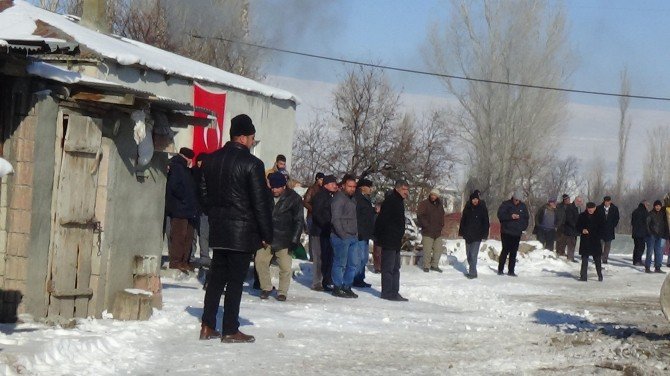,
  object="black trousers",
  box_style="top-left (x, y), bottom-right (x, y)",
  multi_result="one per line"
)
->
top-left (381, 249), bottom-right (400, 298)
top-left (580, 254), bottom-right (602, 280)
top-left (202, 250), bottom-right (252, 335)
top-left (539, 228), bottom-right (556, 252)
top-left (499, 233), bottom-right (521, 274)
top-left (632, 236), bottom-right (645, 264)
top-left (320, 235), bottom-right (334, 288)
